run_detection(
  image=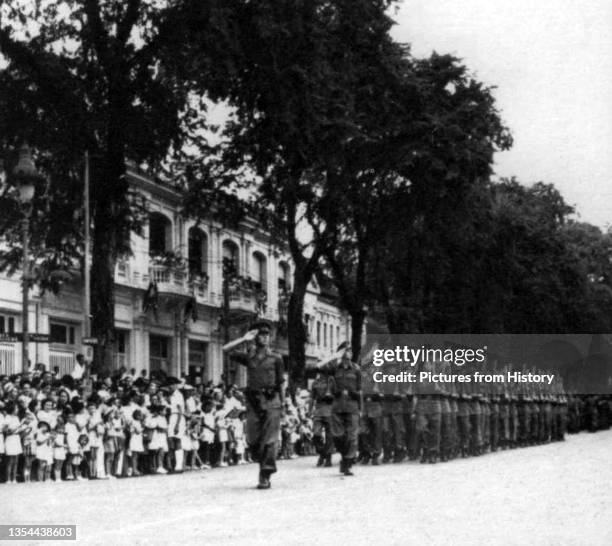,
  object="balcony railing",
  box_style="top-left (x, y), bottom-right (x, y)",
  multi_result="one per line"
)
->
top-left (0, 343), bottom-right (18, 375)
top-left (228, 284), bottom-right (256, 314)
top-left (114, 353), bottom-right (127, 370)
top-left (115, 262), bottom-right (209, 302)
top-left (49, 349), bottom-right (75, 377)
